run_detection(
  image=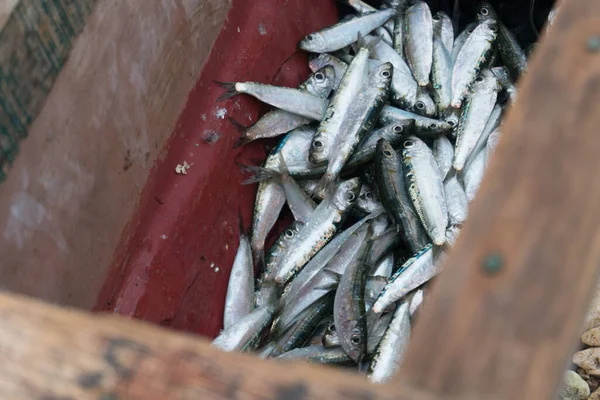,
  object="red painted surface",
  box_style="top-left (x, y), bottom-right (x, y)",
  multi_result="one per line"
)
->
top-left (94, 0), bottom-right (338, 338)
